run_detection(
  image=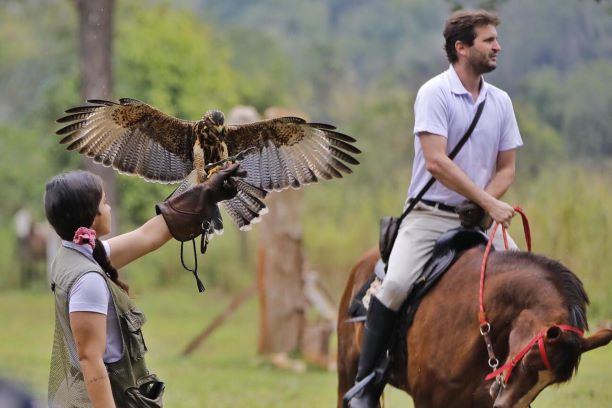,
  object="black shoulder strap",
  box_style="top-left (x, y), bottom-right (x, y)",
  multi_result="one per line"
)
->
top-left (397, 98), bottom-right (486, 223)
